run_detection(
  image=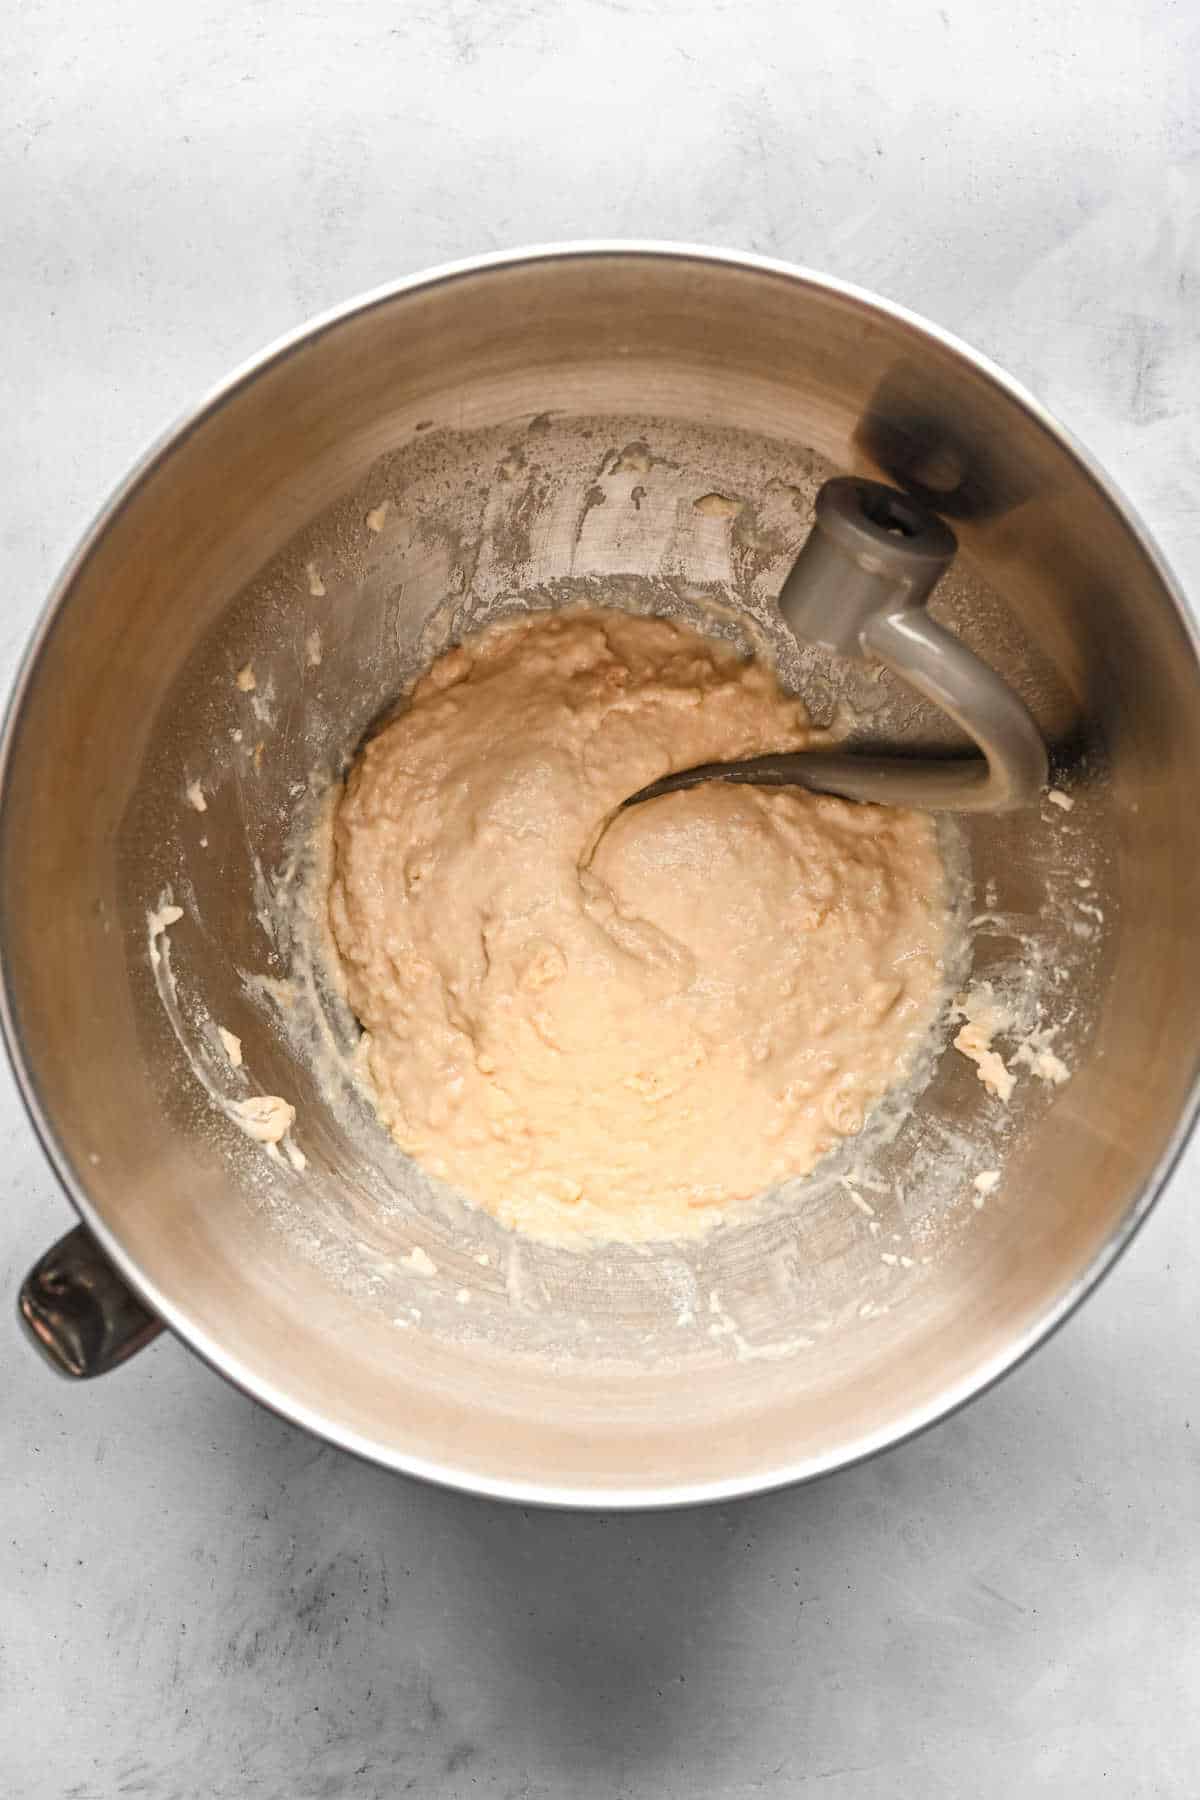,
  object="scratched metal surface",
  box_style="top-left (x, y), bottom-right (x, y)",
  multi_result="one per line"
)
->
top-left (4, 2), bottom-right (1199, 1795)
